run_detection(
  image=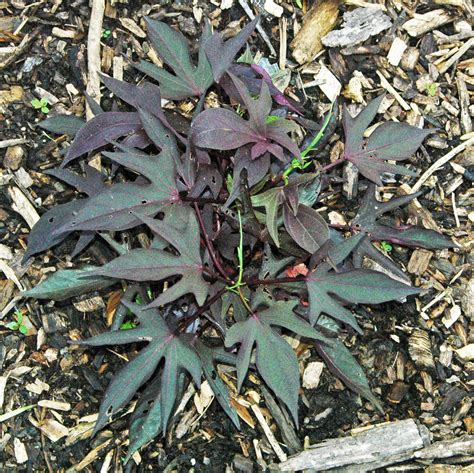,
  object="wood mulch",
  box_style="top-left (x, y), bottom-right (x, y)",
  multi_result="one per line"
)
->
top-left (0, 0), bottom-right (472, 471)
